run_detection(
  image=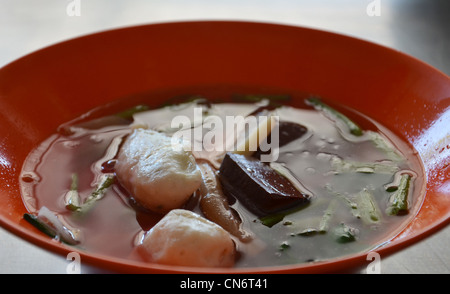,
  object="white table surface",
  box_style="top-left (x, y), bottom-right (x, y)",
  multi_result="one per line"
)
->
top-left (0, 0), bottom-right (449, 274)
